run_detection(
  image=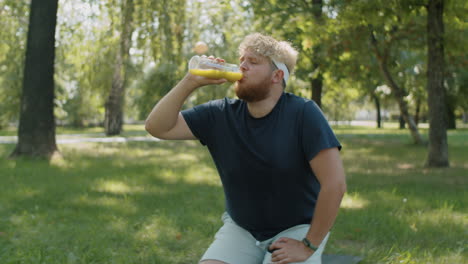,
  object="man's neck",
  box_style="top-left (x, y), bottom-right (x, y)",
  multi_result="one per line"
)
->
top-left (246, 88), bottom-right (283, 118)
